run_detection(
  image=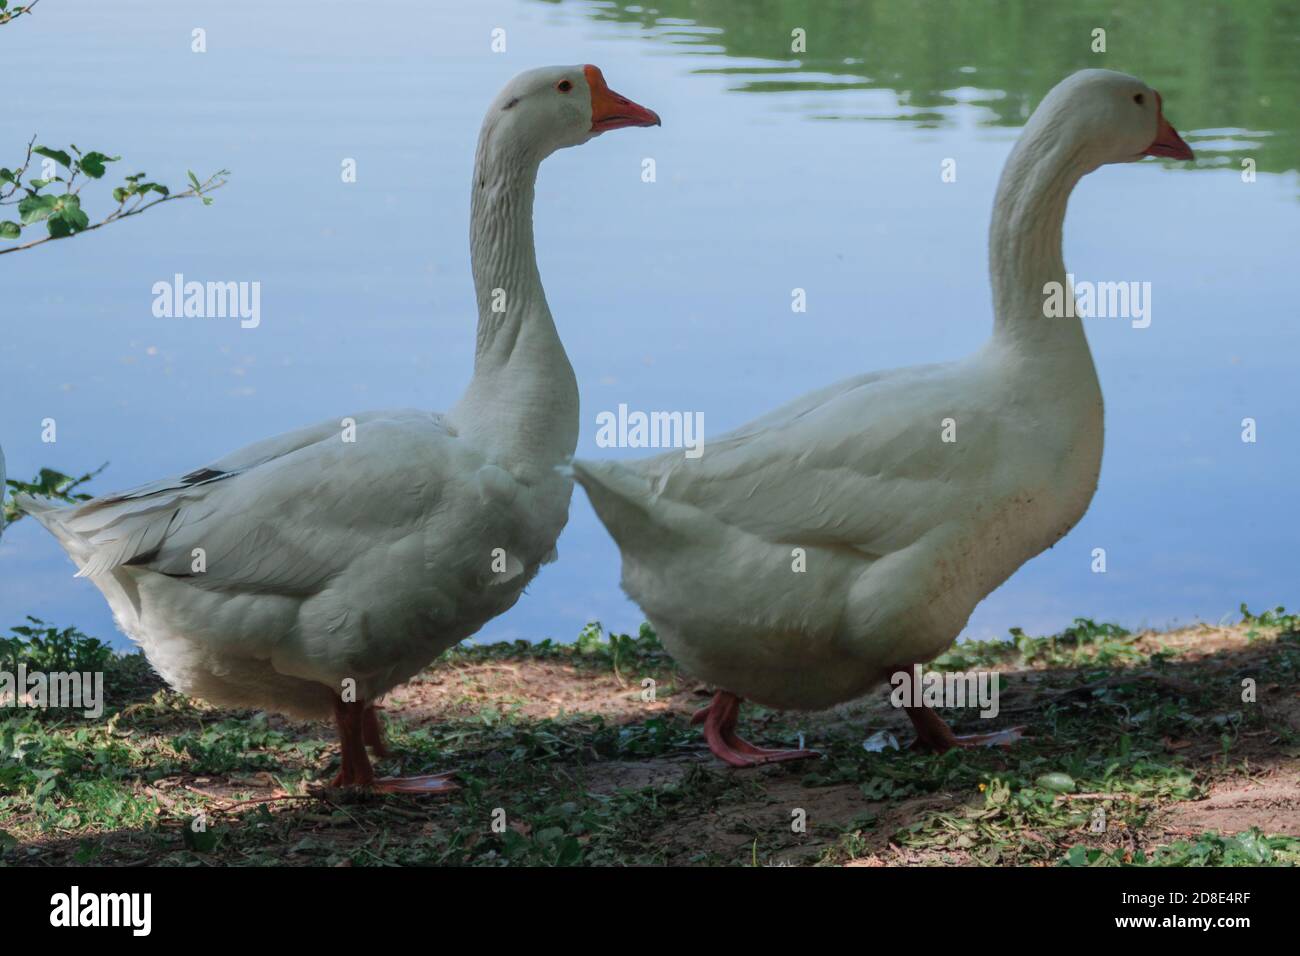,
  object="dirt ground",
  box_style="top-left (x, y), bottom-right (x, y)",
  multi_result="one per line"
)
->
top-left (2, 617), bottom-right (1298, 866)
